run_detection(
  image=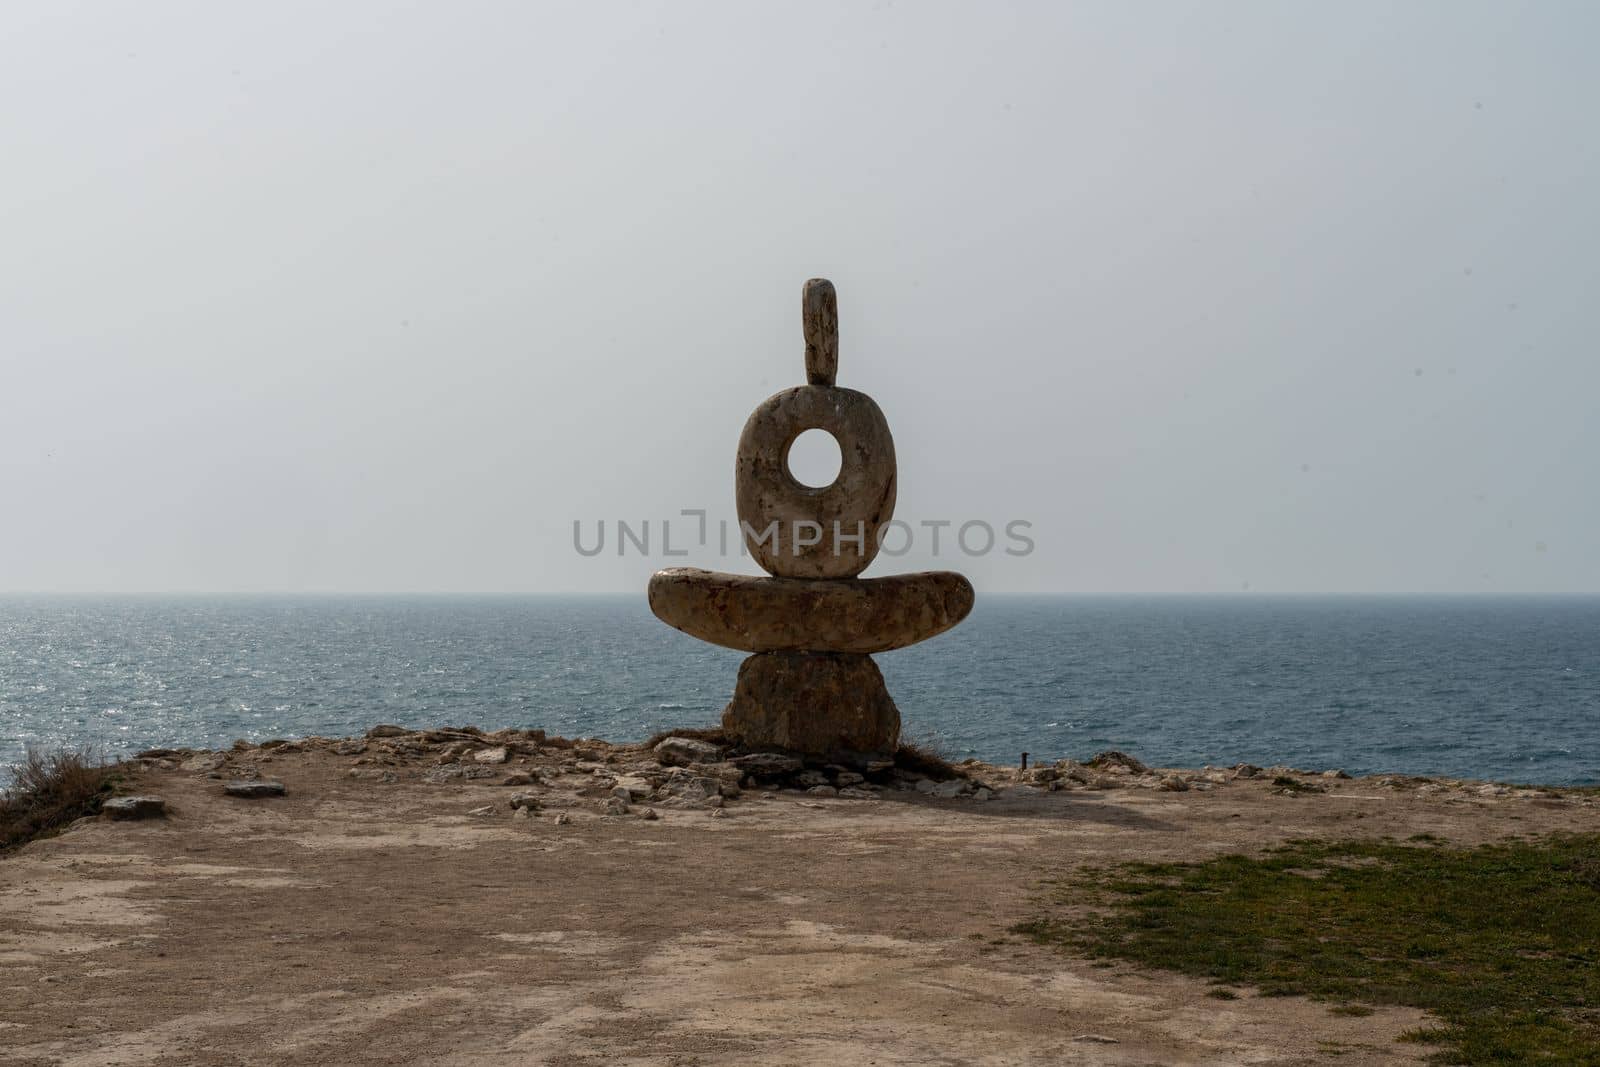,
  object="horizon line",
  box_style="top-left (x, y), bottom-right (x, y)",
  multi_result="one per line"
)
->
top-left (3, 589), bottom-right (1599, 598)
